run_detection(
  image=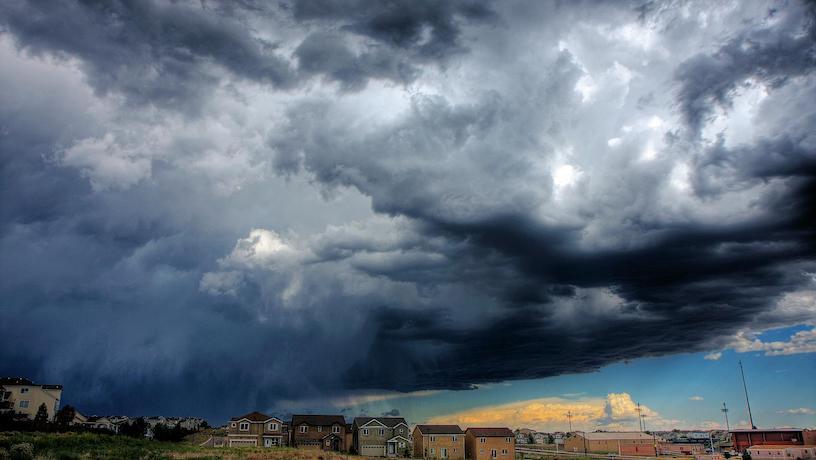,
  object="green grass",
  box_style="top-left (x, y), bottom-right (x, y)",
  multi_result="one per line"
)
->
top-left (0, 431), bottom-right (372, 459)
